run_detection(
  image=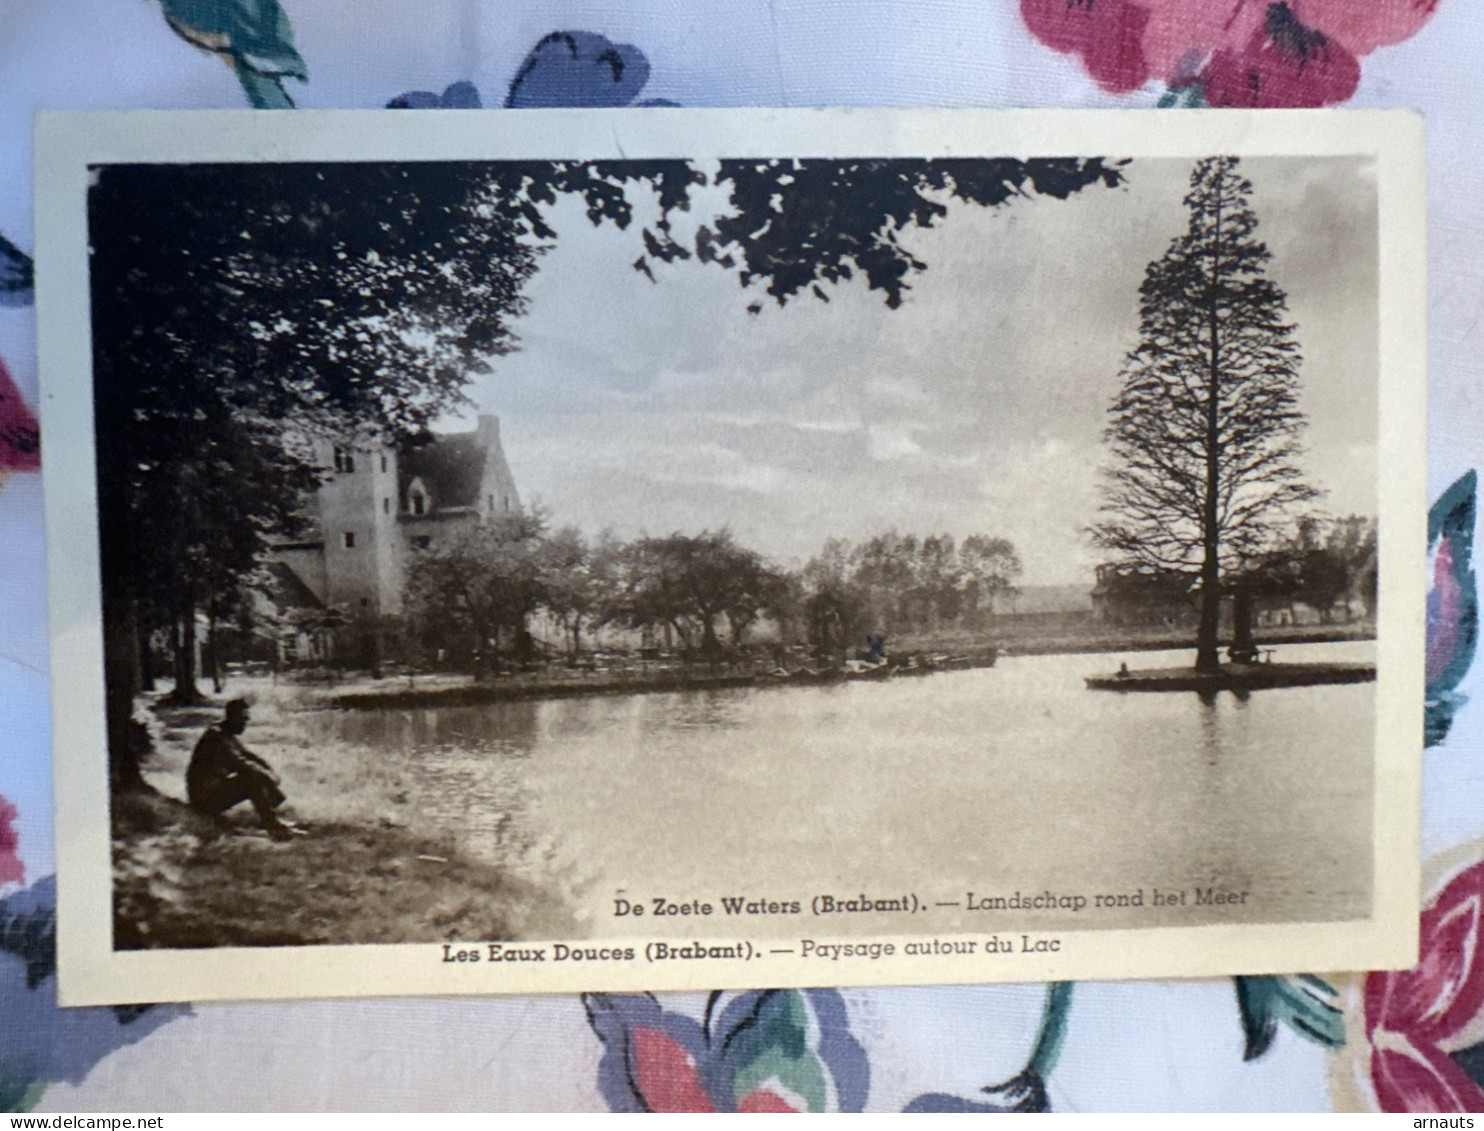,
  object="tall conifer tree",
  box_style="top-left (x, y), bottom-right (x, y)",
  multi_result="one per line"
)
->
top-left (1093, 157), bottom-right (1317, 672)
